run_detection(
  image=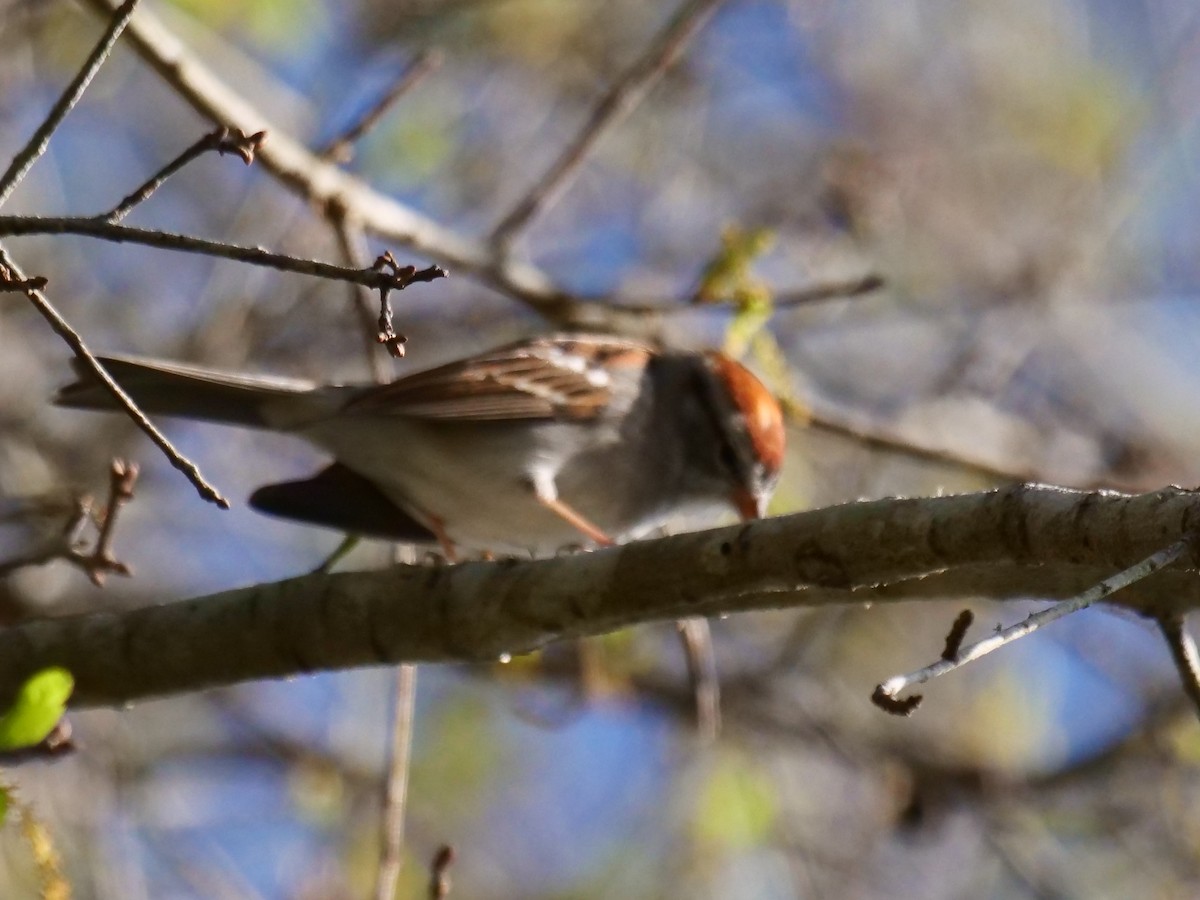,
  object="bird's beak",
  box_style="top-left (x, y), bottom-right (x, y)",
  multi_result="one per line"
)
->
top-left (732, 487), bottom-right (766, 521)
